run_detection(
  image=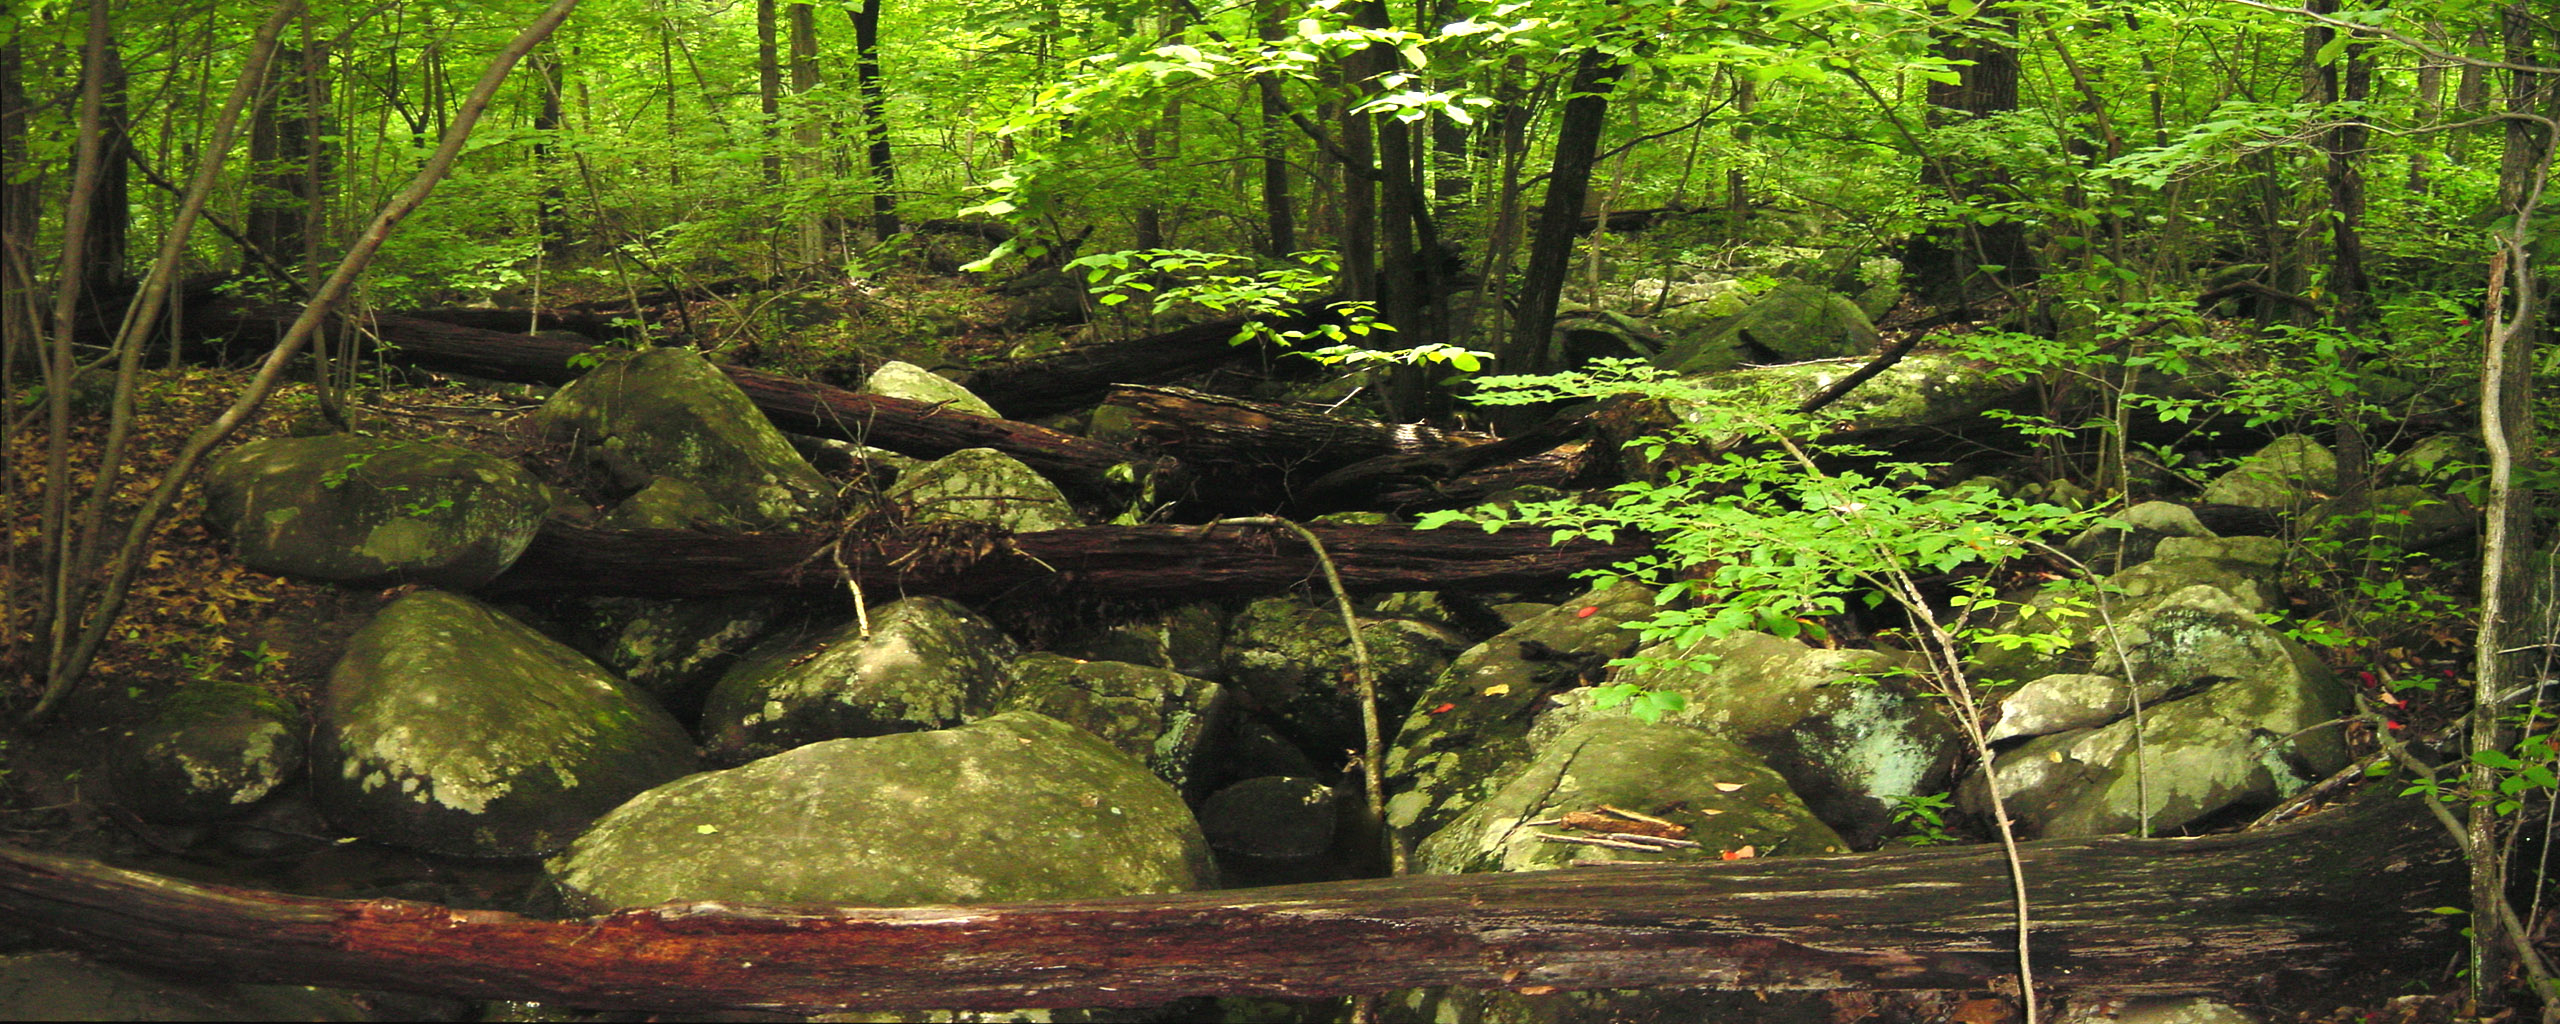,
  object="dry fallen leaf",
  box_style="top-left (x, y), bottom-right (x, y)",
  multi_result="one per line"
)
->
top-left (1719, 845), bottom-right (1757, 861)
top-left (1713, 782), bottom-right (1746, 792)
top-left (1482, 683), bottom-right (1512, 696)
